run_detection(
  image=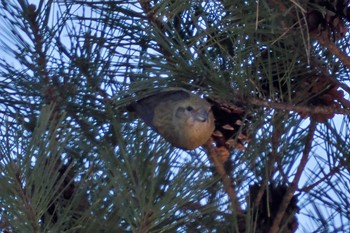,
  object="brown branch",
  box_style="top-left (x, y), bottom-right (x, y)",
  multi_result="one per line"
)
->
top-left (138, 0), bottom-right (172, 59)
top-left (25, 4), bottom-right (50, 85)
top-left (268, 0), bottom-right (287, 12)
top-left (248, 97), bottom-right (350, 115)
top-left (203, 139), bottom-right (244, 215)
top-left (254, 116), bottom-right (283, 208)
top-left (268, 120), bottom-right (317, 233)
top-left (300, 165), bottom-right (341, 192)
top-left (318, 37), bottom-right (350, 70)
